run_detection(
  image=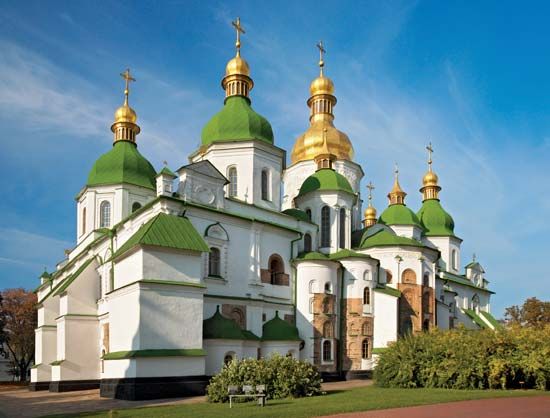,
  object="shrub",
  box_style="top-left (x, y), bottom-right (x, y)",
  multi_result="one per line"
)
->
top-left (374, 325), bottom-right (550, 390)
top-left (207, 354), bottom-right (323, 402)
